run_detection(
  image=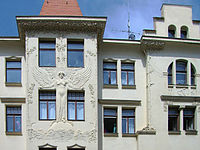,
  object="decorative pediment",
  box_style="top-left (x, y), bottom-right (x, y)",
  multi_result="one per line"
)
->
top-left (39, 143), bottom-right (57, 148)
top-left (67, 144), bottom-right (85, 149)
top-left (6, 56), bottom-right (21, 61)
top-left (103, 58), bottom-right (117, 62)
